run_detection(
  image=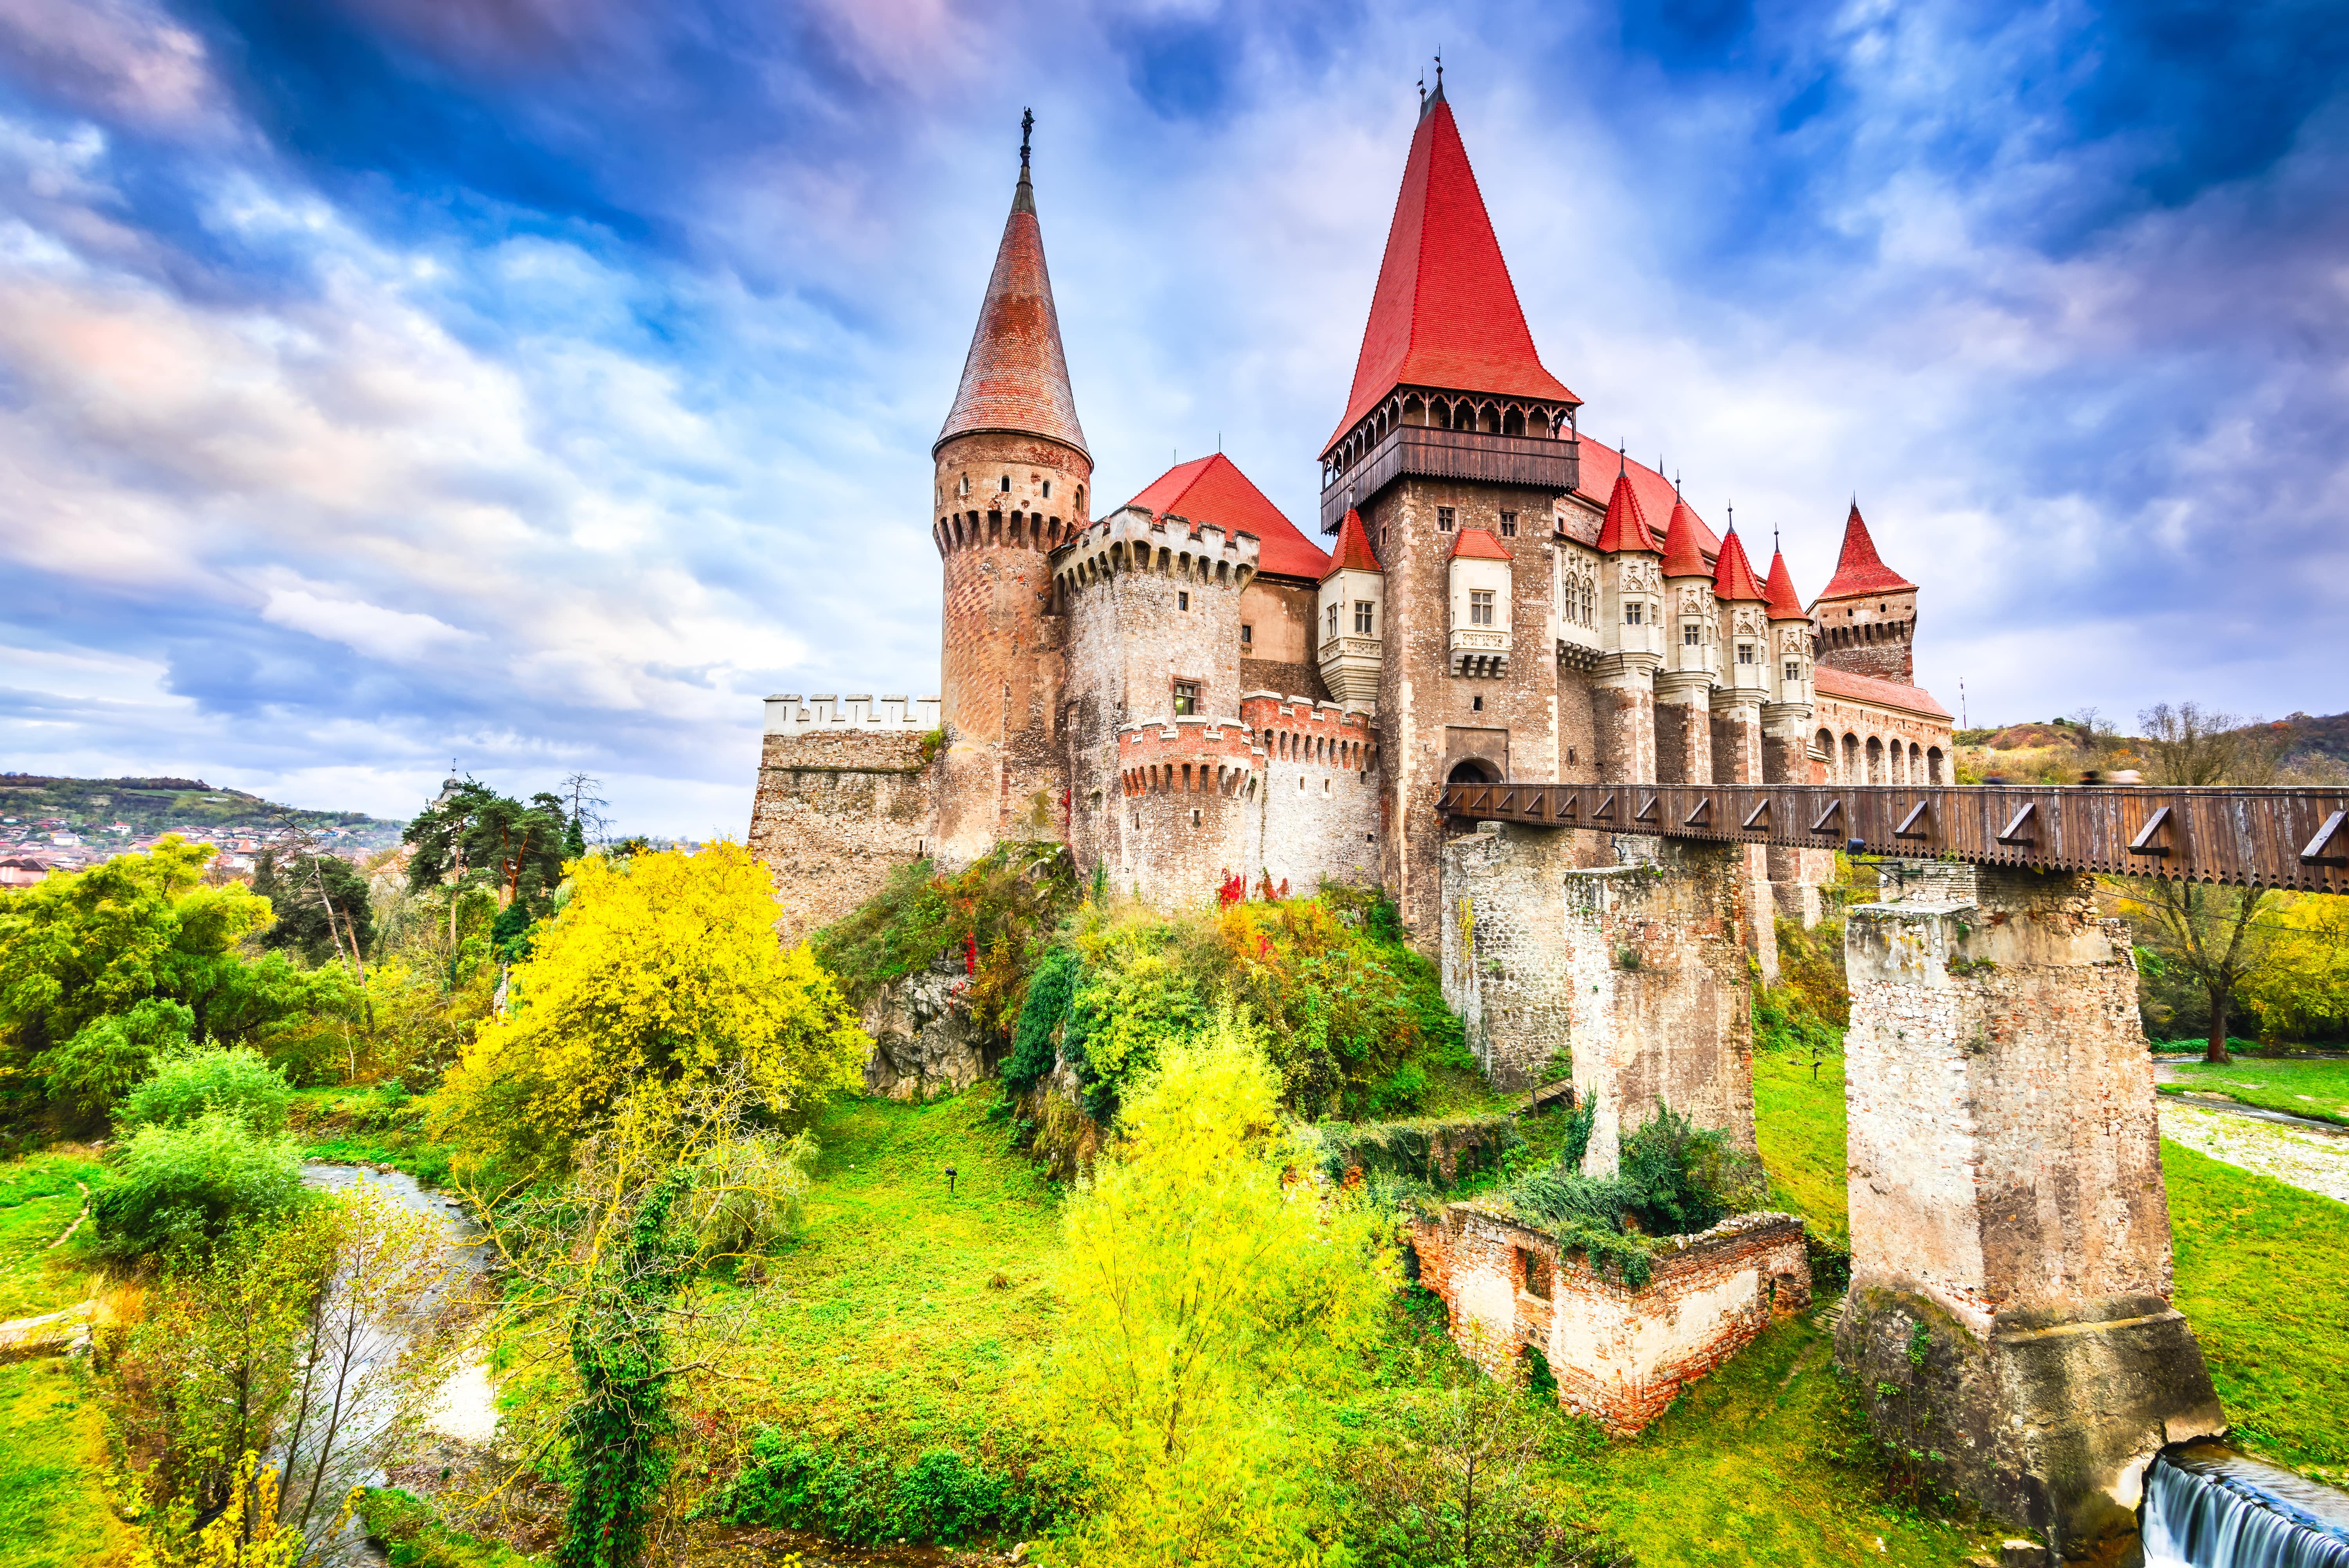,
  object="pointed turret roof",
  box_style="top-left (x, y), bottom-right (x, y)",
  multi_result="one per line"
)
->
top-left (1322, 93), bottom-right (1577, 455)
top-left (1127, 454), bottom-right (1326, 579)
top-left (1449, 526), bottom-right (1513, 561)
top-left (1660, 493), bottom-right (1710, 579)
top-left (936, 137), bottom-right (1088, 460)
top-left (1763, 546), bottom-right (1806, 620)
top-left (1594, 466), bottom-right (1660, 554)
top-left (1815, 502), bottom-right (1915, 600)
top-left (1323, 507), bottom-right (1382, 579)
top-left (1712, 528), bottom-right (1767, 602)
